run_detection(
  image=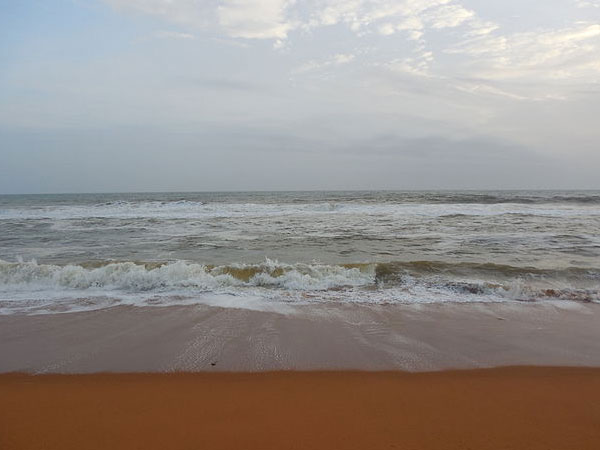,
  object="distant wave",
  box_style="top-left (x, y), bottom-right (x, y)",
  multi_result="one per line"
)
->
top-left (1, 200), bottom-right (598, 220)
top-left (409, 193), bottom-right (600, 205)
